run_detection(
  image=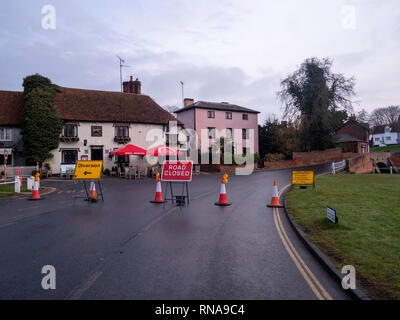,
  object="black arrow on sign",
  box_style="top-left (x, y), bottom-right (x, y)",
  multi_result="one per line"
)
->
top-left (84, 171), bottom-right (93, 175)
